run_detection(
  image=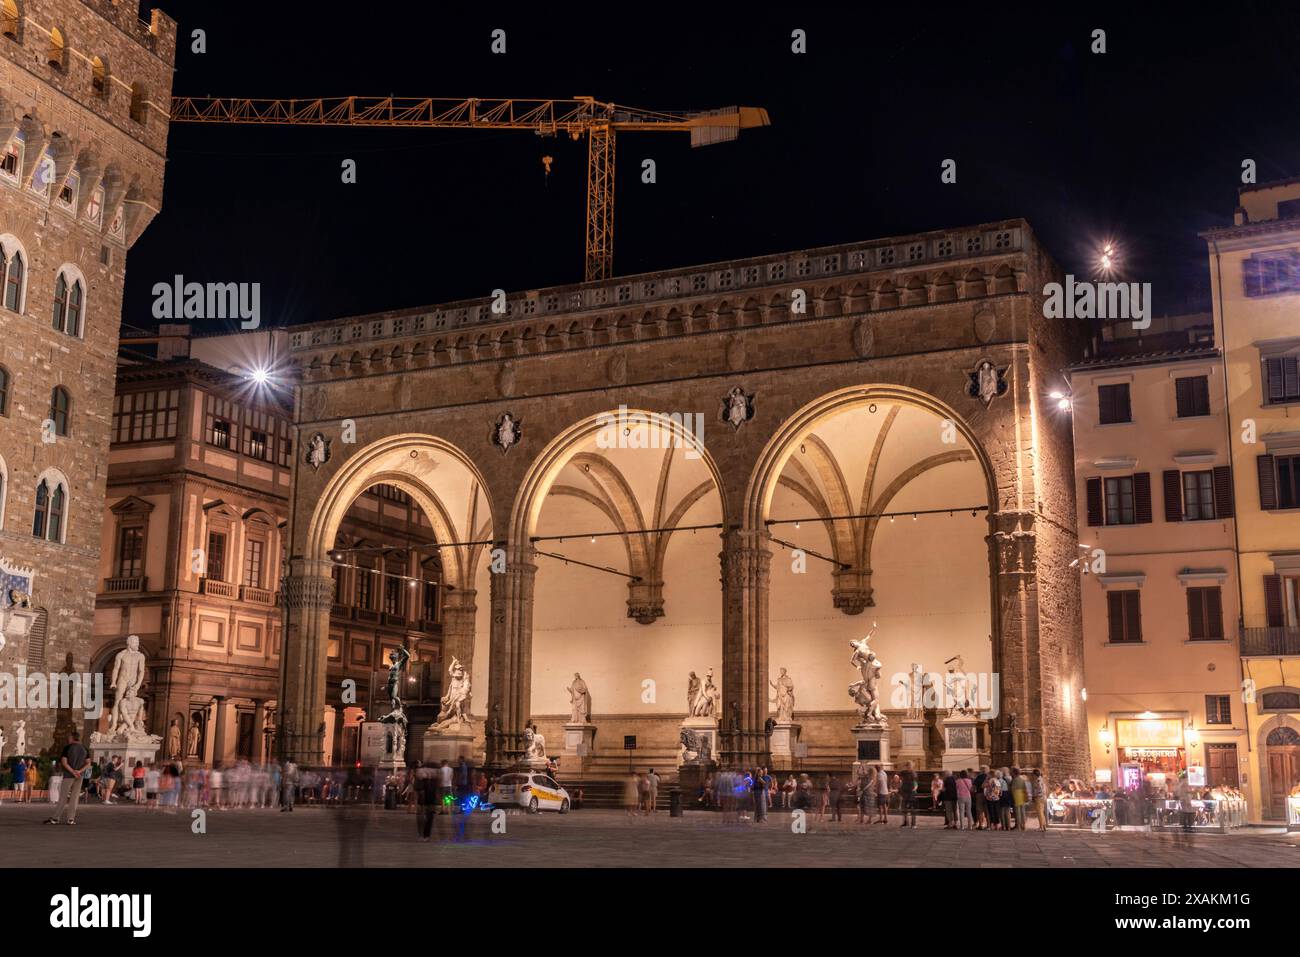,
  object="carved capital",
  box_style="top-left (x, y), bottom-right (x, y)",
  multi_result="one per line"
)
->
top-left (280, 575), bottom-right (335, 611)
top-left (986, 510), bottom-right (1036, 577)
top-left (626, 578), bottom-right (665, 625)
top-left (719, 529), bottom-right (772, 590)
